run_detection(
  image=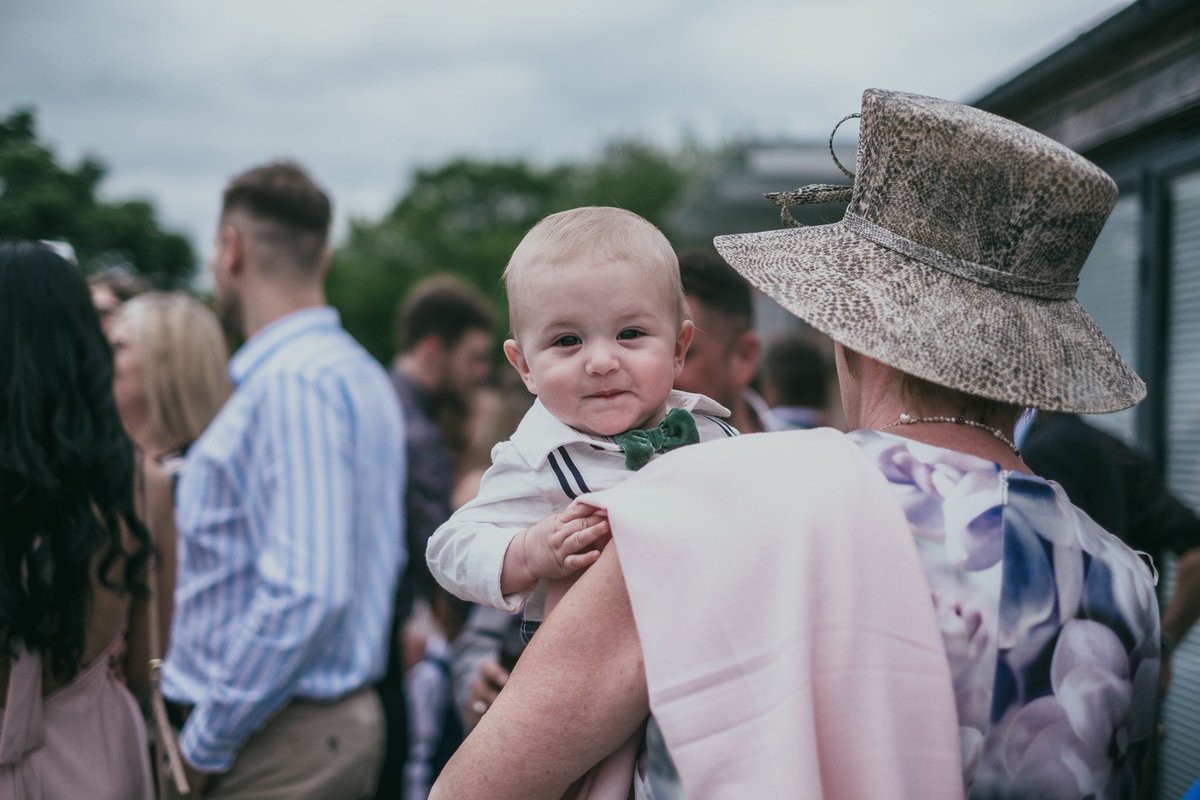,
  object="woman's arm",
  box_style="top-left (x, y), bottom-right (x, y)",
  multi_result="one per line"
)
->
top-left (143, 458), bottom-right (179, 651)
top-left (124, 455), bottom-right (177, 697)
top-left (431, 545), bottom-right (649, 799)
